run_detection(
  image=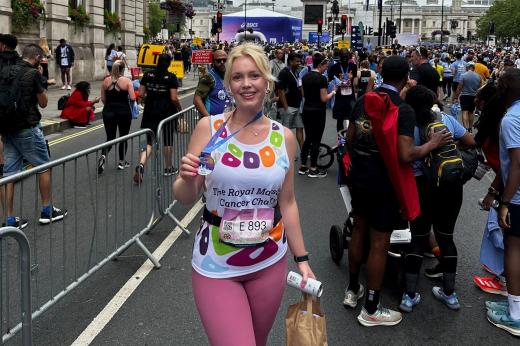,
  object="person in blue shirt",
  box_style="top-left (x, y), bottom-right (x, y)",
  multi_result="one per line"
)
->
top-left (400, 85), bottom-right (475, 313)
top-left (450, 52), bottom-right (466, 102)
top-left (492, 68), bottom-right (520, 336)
